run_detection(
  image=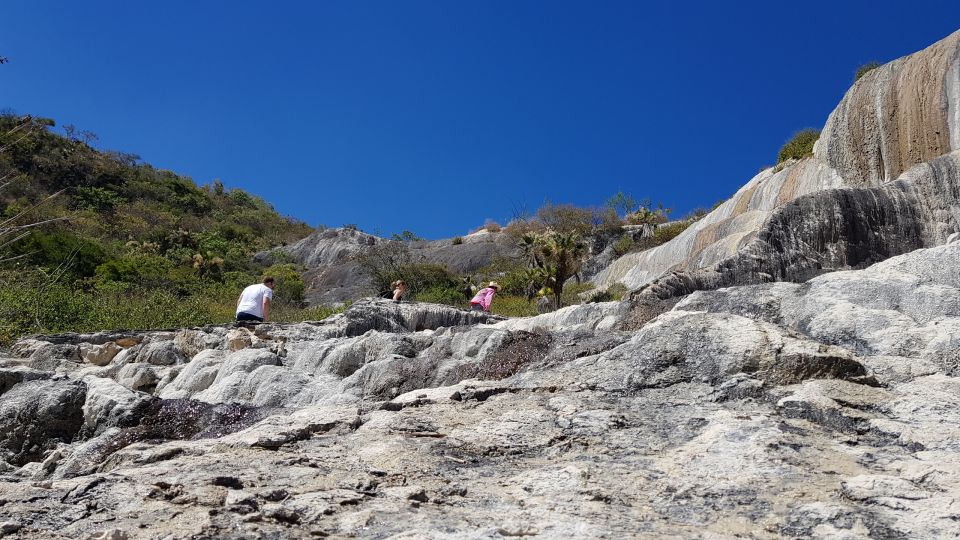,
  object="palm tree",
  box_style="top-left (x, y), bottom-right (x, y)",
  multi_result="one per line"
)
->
top-left (518, 266), bottom-right (549, 300)
top-left (519, 232), bottom-right (543, 268)
top-left (541, 231), bottom-right (587, 308)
